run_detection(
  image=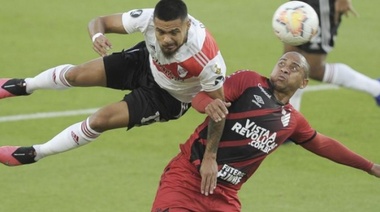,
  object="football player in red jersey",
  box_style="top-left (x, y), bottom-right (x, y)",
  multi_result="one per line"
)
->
top-left (151, 51), bottom-right (380, 211)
